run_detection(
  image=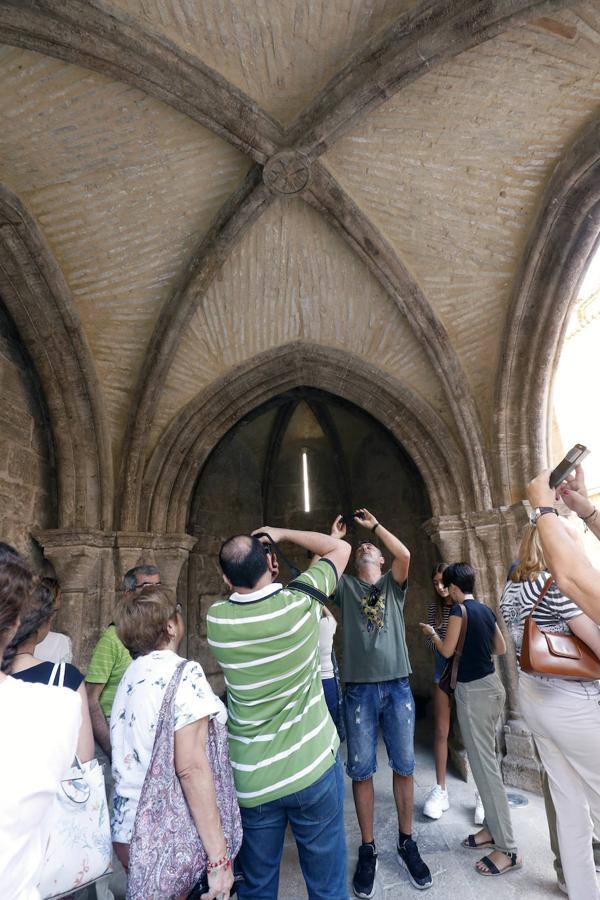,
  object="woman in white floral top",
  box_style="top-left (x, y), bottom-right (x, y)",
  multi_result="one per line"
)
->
top-left (110, 585), bottom-right (233, 899)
